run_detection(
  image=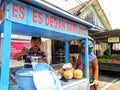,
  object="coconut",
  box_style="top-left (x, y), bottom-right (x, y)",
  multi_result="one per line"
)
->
top-left (62, 63), bottom-right (72, 70)
top-left (63, 70), bottom-right (73, 80)
top-left (58, 68), bottom-right (65, 76)
top-left (70, 68), bottom-right (74, 73)
top-left (73, 69), bottom-right (83, 79)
